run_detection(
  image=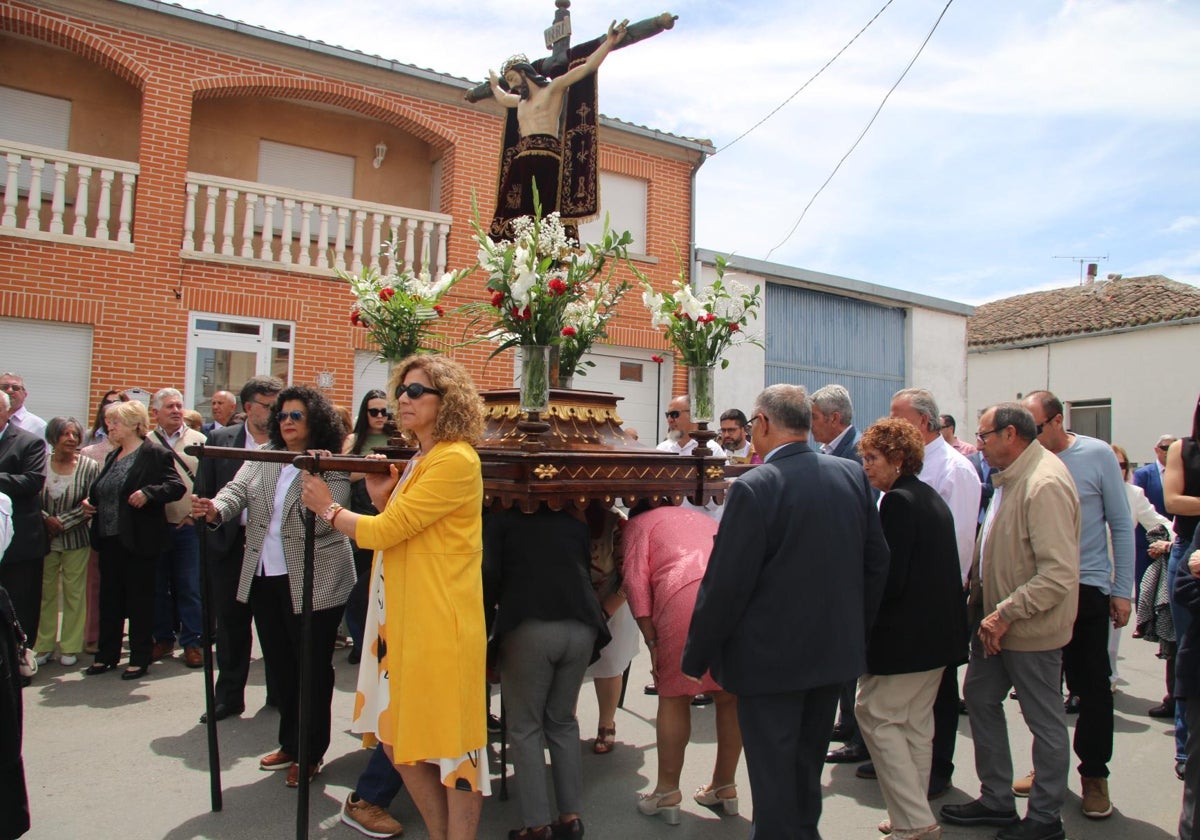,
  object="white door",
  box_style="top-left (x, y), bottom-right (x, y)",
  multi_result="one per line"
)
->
top-left (573, 345), bottom-right (672, 445)
top-left (184, 314), bottom-right (294, 422)
top-left (0, 317), bottom-right (93, 425)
